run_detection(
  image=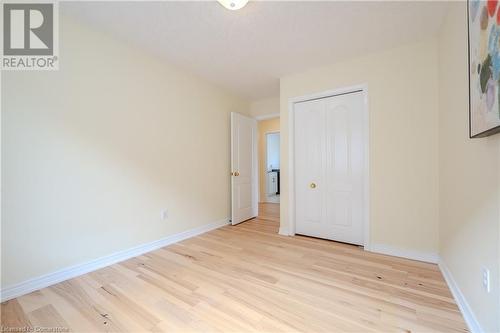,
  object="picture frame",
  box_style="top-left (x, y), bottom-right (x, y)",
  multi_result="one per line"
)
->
top-left (468, 0), bottom-right (500, 138)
